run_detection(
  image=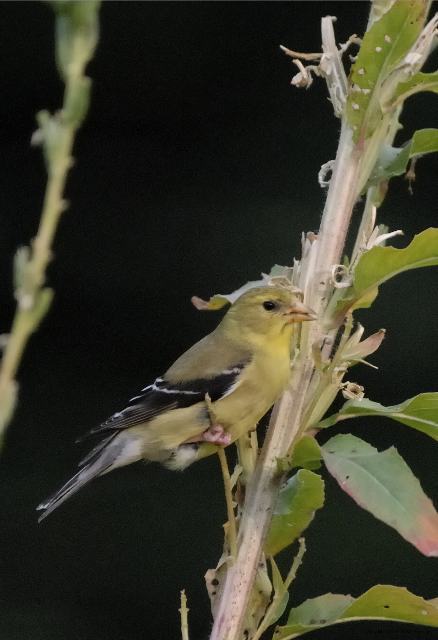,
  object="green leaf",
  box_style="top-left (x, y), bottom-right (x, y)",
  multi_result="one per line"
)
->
top-left (265, 470), bottom-right (324, 557)
top-left (267, 557), bottom-right (290, 626)
top-left (321, 434), bottom-right (438, 556)
top-left (346, 1), bottom-right (426, 143)
top-left (274, 586), bottom-right (438, 638)
top-left (316, 394), bottom-right (438, 441)
top-left (192, 264), bottom-right (294, 310)
top-left (341, 585), bottom-right (438, 624)
top-left (333, 228), bottom-right (438, 320)
top-left (394, 71), bottom-right (438, 104)
top-left (367, 129), bottom-right (438, 188)
top-left (277, 436), bottom-right (323, 472)
top-left (290, 436), bottom-right (323, 470)
top-left (274, 593), bottom-right (354, 639)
